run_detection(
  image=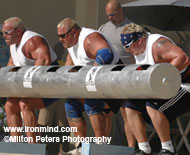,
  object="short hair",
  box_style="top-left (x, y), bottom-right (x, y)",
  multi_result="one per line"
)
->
top-left (4, 17), bottom-right (26, 31)
top-left (122, 23), bottom-right (146, 34)
top-left (57, 18), bottom-right (80, 31)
